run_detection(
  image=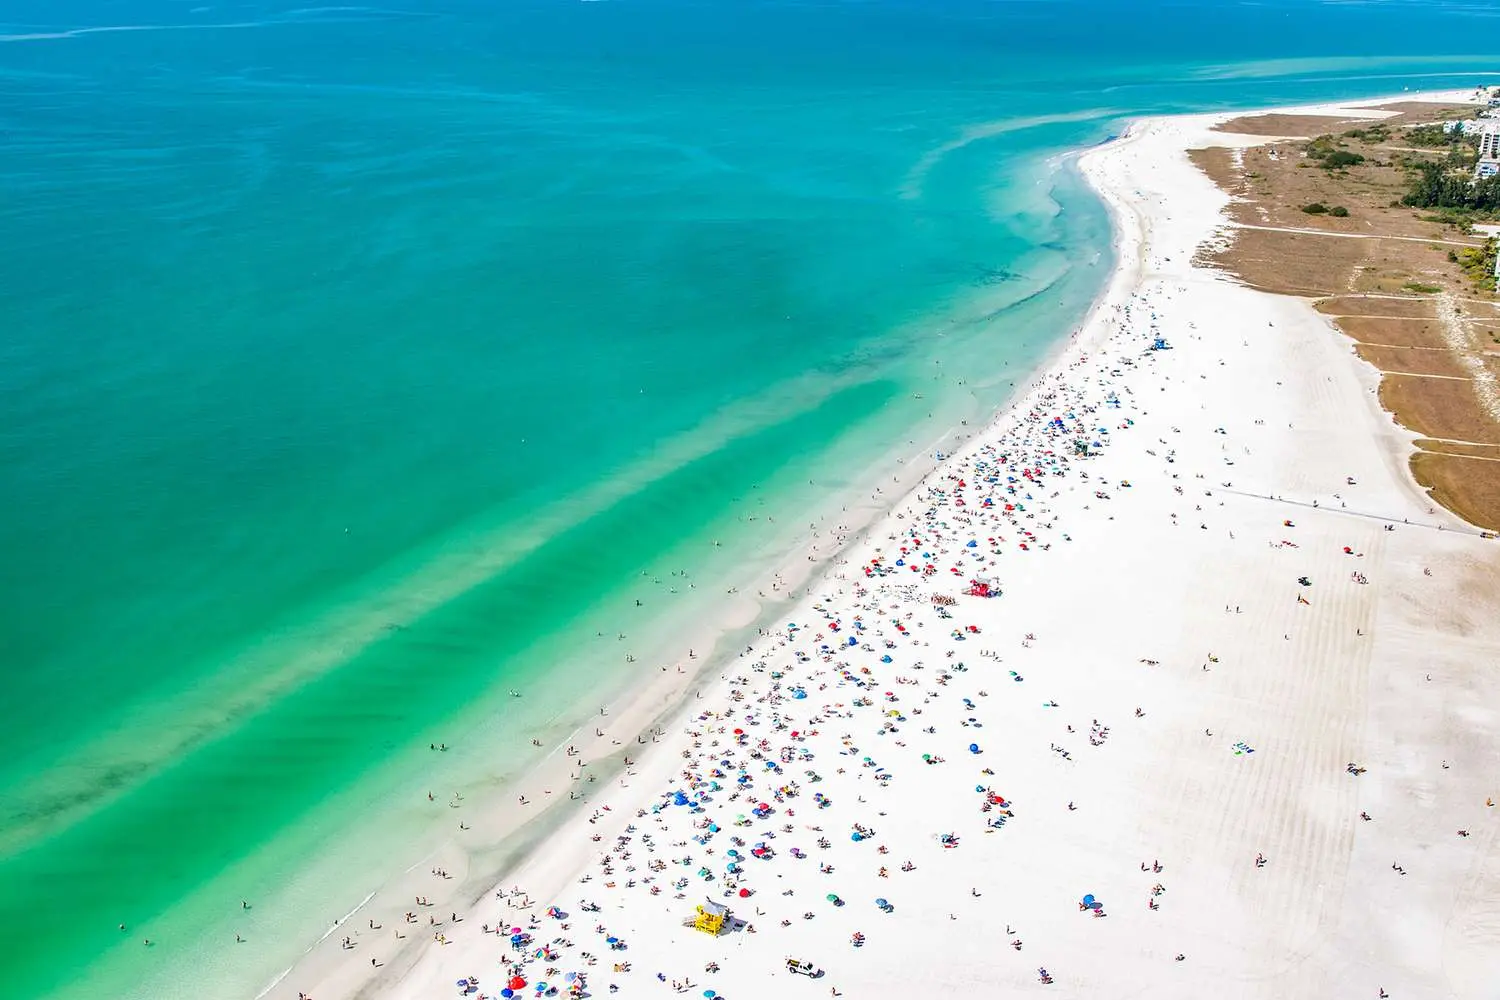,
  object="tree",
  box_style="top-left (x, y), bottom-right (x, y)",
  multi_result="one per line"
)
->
top-left (1402, 161), bottom-right (1500, 211)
